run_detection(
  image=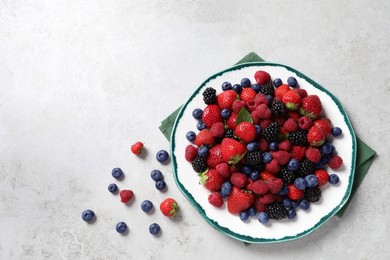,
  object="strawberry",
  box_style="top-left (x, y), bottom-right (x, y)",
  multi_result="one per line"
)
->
top-left (131, 141), bottom-right (144, 155)
top-left (120, 190), bottom-right (134, 203)
top-left (298, 115), bottom-right (313, 130)
top-left (226, 112), bottom-right (237, 130)
top-left (215, 162), bottom-right (230, 178)
top-left (305, 147), bottom-right (321, 163)
top-left (230, 172), bottom-right (248, 188)
top-left (200, 169), bottom-right (224, 192)
top-left (314, 169), bottom-right (329, 186)
top-left (234, 122), bottom-right (256, 143)
top-left (185, 144), bottom-right (198, 162)
top-left (227, 186), bottom-right (254, 214)
top-left (206, 145), bottom-right (224, 168)
top-left (290, 145), bottom-right (307, 160)
top-left (254, 70), bottom-right (271, 85)
top-left (266, 178), bottom-right (284, 194)
top-left (160, 198), bottom-right (179, 217)
top-left (275, 84), bottom-right (290, 99)
top-left (307, 125), bottom-right (325, 146)
top-left (286, 110), bottom-right (300, 121)
top-left (271, 150), bottom-right (290, 165)
top-left (210, 122), bottom-right (225, 139)
top-left (217, 90), bottom-right (237, 110)
top-left (283, 118), bottom-right (299, 132)
top-left (202, 104), bottom-right (222, 128)
top-left (328, 155), bottom-right (343, 169)
top-left (314, 118), bottom-right (332, 136)
top-left (282, 89), bottom-right (302, 110)
top-left (194, 129), bottom-right (215, 147)
top-left (208, 192), bottom-right (224, 208)
top-left (300, 95), bottom-right (323, 119)
top-left (287, 184), bottom-right (304, 201)
top-left (240, 88), bottom-right (257, 102)
top-left (246, 179), bottom-right (269, 195)
top-left (220, 138), bottom-right (246, 164)
top-left (294, 88), bottom-right (307, 98)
